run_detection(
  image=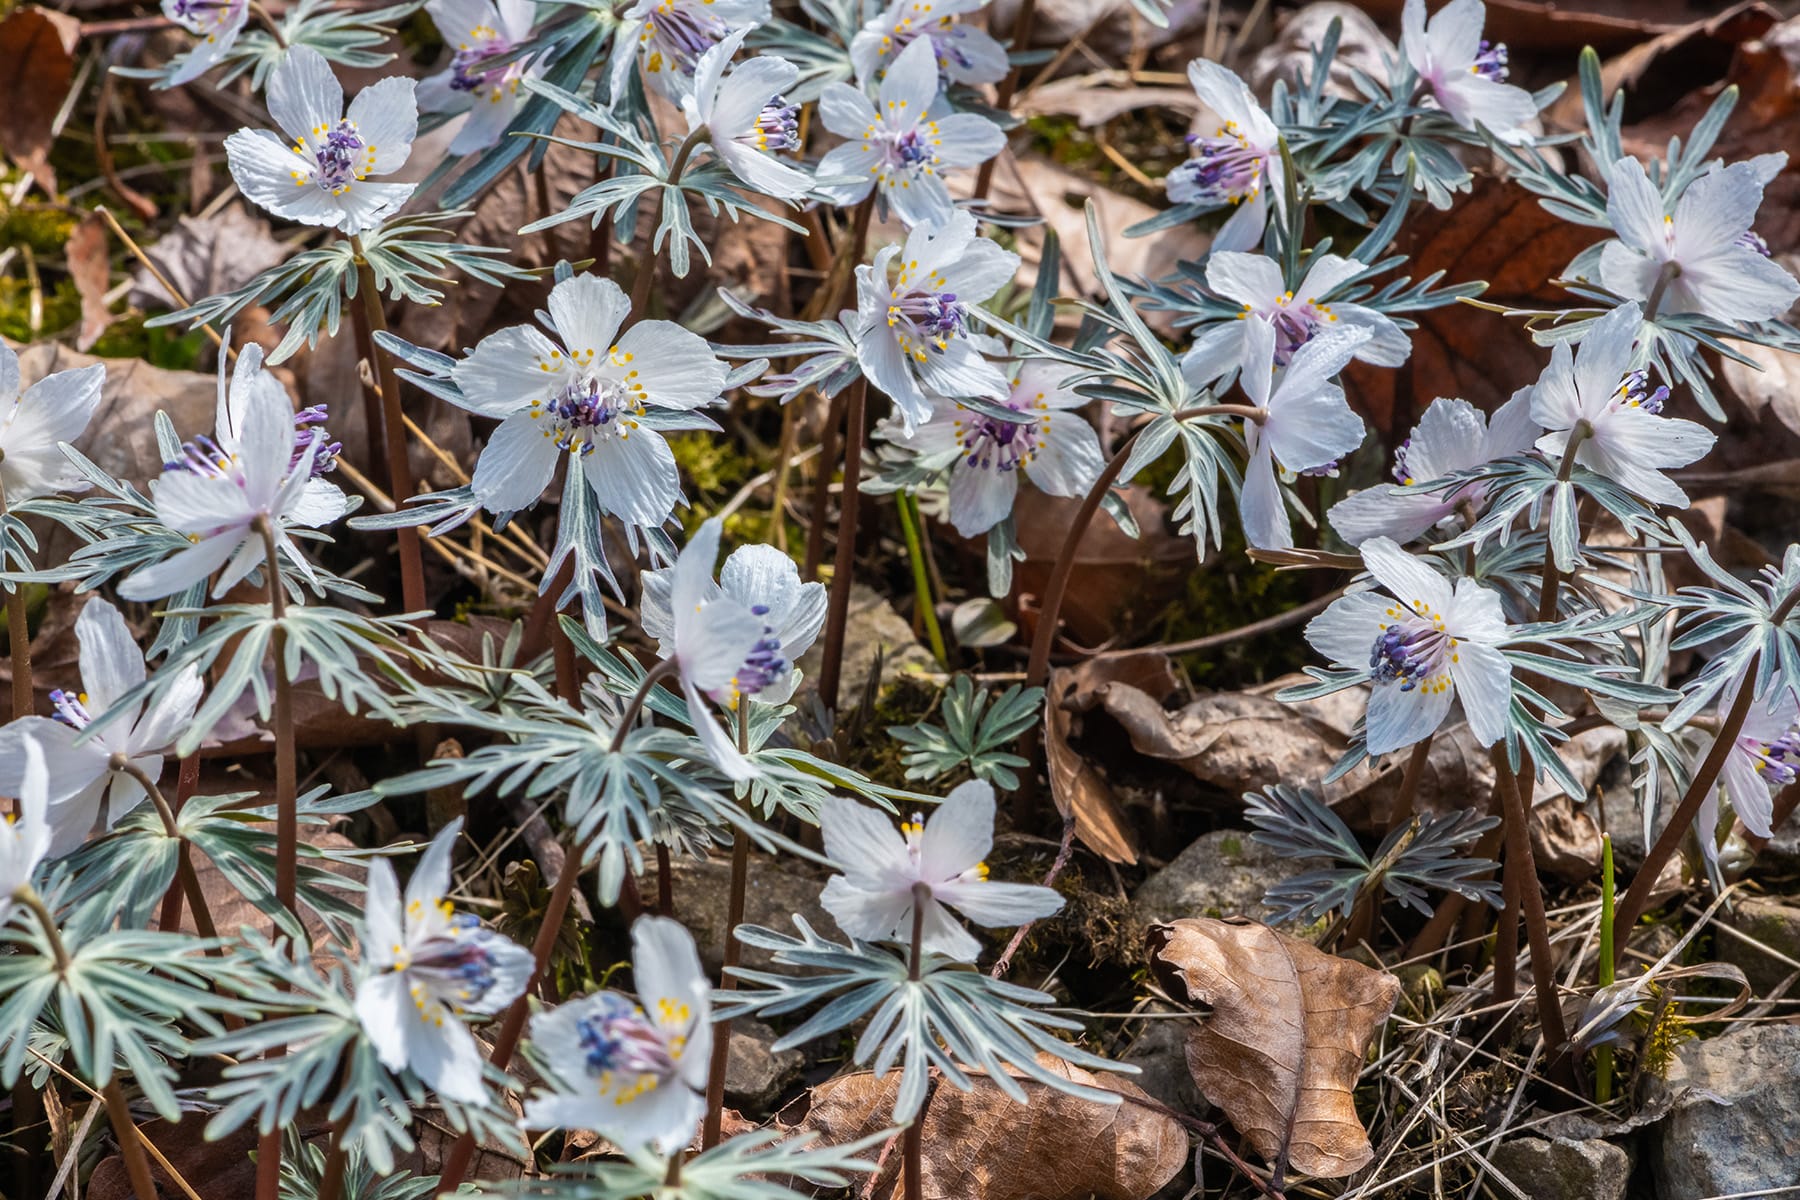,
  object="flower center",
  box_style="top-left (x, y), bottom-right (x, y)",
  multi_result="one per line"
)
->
top-left (956, 407), bottom-right (1041, 473)
top-left (167, 433), bottom-right (237, 481)
top-left (49, 689), bottom-right (92, 729)
top-left (1613, 369), bottom-right (1668, 415)
top-left (1258, 291), bottom-right (1337, 364)
top-left (1369, 603), bottom-right (1456, 693)
top-left (449, 29), bottom-right (517, 96)
top-left (530, 365), bottom-right (646, 456)
top-left (886, 283), bottom-right (966, 364)
top-left (881, 126), bottom-right (937, 171)
top-left (1168, 123), bottom-right (1265, 206)
top-left (292, 119), bottom-right (373, 196)
top-left (292, 405), bottom-right (341, 478)
top-left (743, 98), bottom-right (801, 154)
top-left (640, 0), bottom-right (726, 80)
top-left (172, 0), bottom-right (243, 33)
top-left (1738, 229), bottom-right (1772, 257)
top-left (406, 913), bottom-right (503, 1004)
top-left (577, 992), bottom-right (683, 1086)
top-left (1746, 729), bottom-right (1800, 787)
top-left (728, 606), bottom-right (789, 703)
top-left (1471, 39), bottom-right (1509, 82)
